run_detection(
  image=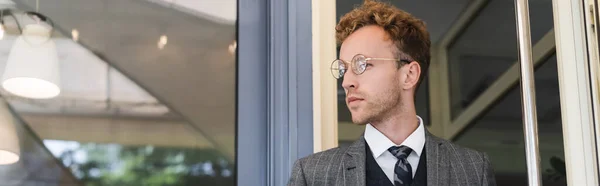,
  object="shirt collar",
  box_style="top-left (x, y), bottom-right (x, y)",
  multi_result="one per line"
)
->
top-left (364, 115), bottom-right (426, 158)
